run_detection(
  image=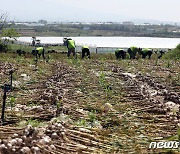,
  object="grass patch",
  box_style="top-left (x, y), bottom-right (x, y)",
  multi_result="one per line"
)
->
top-left (163, 44), bottom-right (180, 60)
